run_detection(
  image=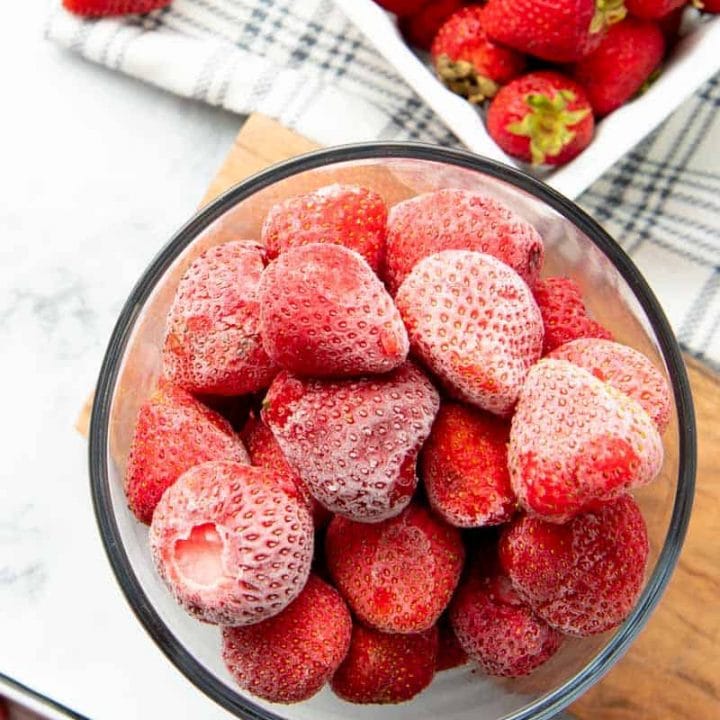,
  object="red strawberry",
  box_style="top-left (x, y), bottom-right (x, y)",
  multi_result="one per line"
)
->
top-left (509, 359), bottom-right (663, 522)
top-left (63, 0), bottom-right (170, 15)
top-left (325, 504), bottom-right (465, 633)
top-left (533, 276), bottom-right (613, 354)
top-left (572, 18), bottom-right (665, 117)
top-left (450, 571), bottom-right (562, 677)
top-left (163, 241), bottom-right (278, 396)
top-left (241, 412), bottom-right (331, 528)
top-left (697, 0), bottom-right (720, 11)
top-left (261, 184), bottom-right (387, 273)
top-left (482, 0), bottom-right (627, 62)
top-left (396, 250), bottom-right (544, 416)
top-left (221, 574), bottom-right (352, 703)
top-left (374, 0), bottom-right (427, 14)
top-left (487, 71), bottom-right (595, 166)
top-left (262, 363), bottom-right (440, 522)
top-left (625, 0), bottom-right (686, 18)
top-left (549, 338), bottom-right (671, 432)
top-left (331, 624), bottom-right (438, 704)
top-left (436, 614), bottom-right (468, 671)
top-left (657, 6), bottom-right (685, 45)
top-left (125, 381), bottom-right (249, 524)
top-left (421, 403), bottom-right (516, 527)
top-left (149, 460), bottom-right (313, 626)
top-left (431, 7), bottom-right (526, 103)
top-left (384, 189), bottom-right (544, 295)
top-left (500, 496), bottom-right (649, 636)
top-left (259, 244), bottom-right (408, 378)
top-left (399, 0), bottom-right (465, 51)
